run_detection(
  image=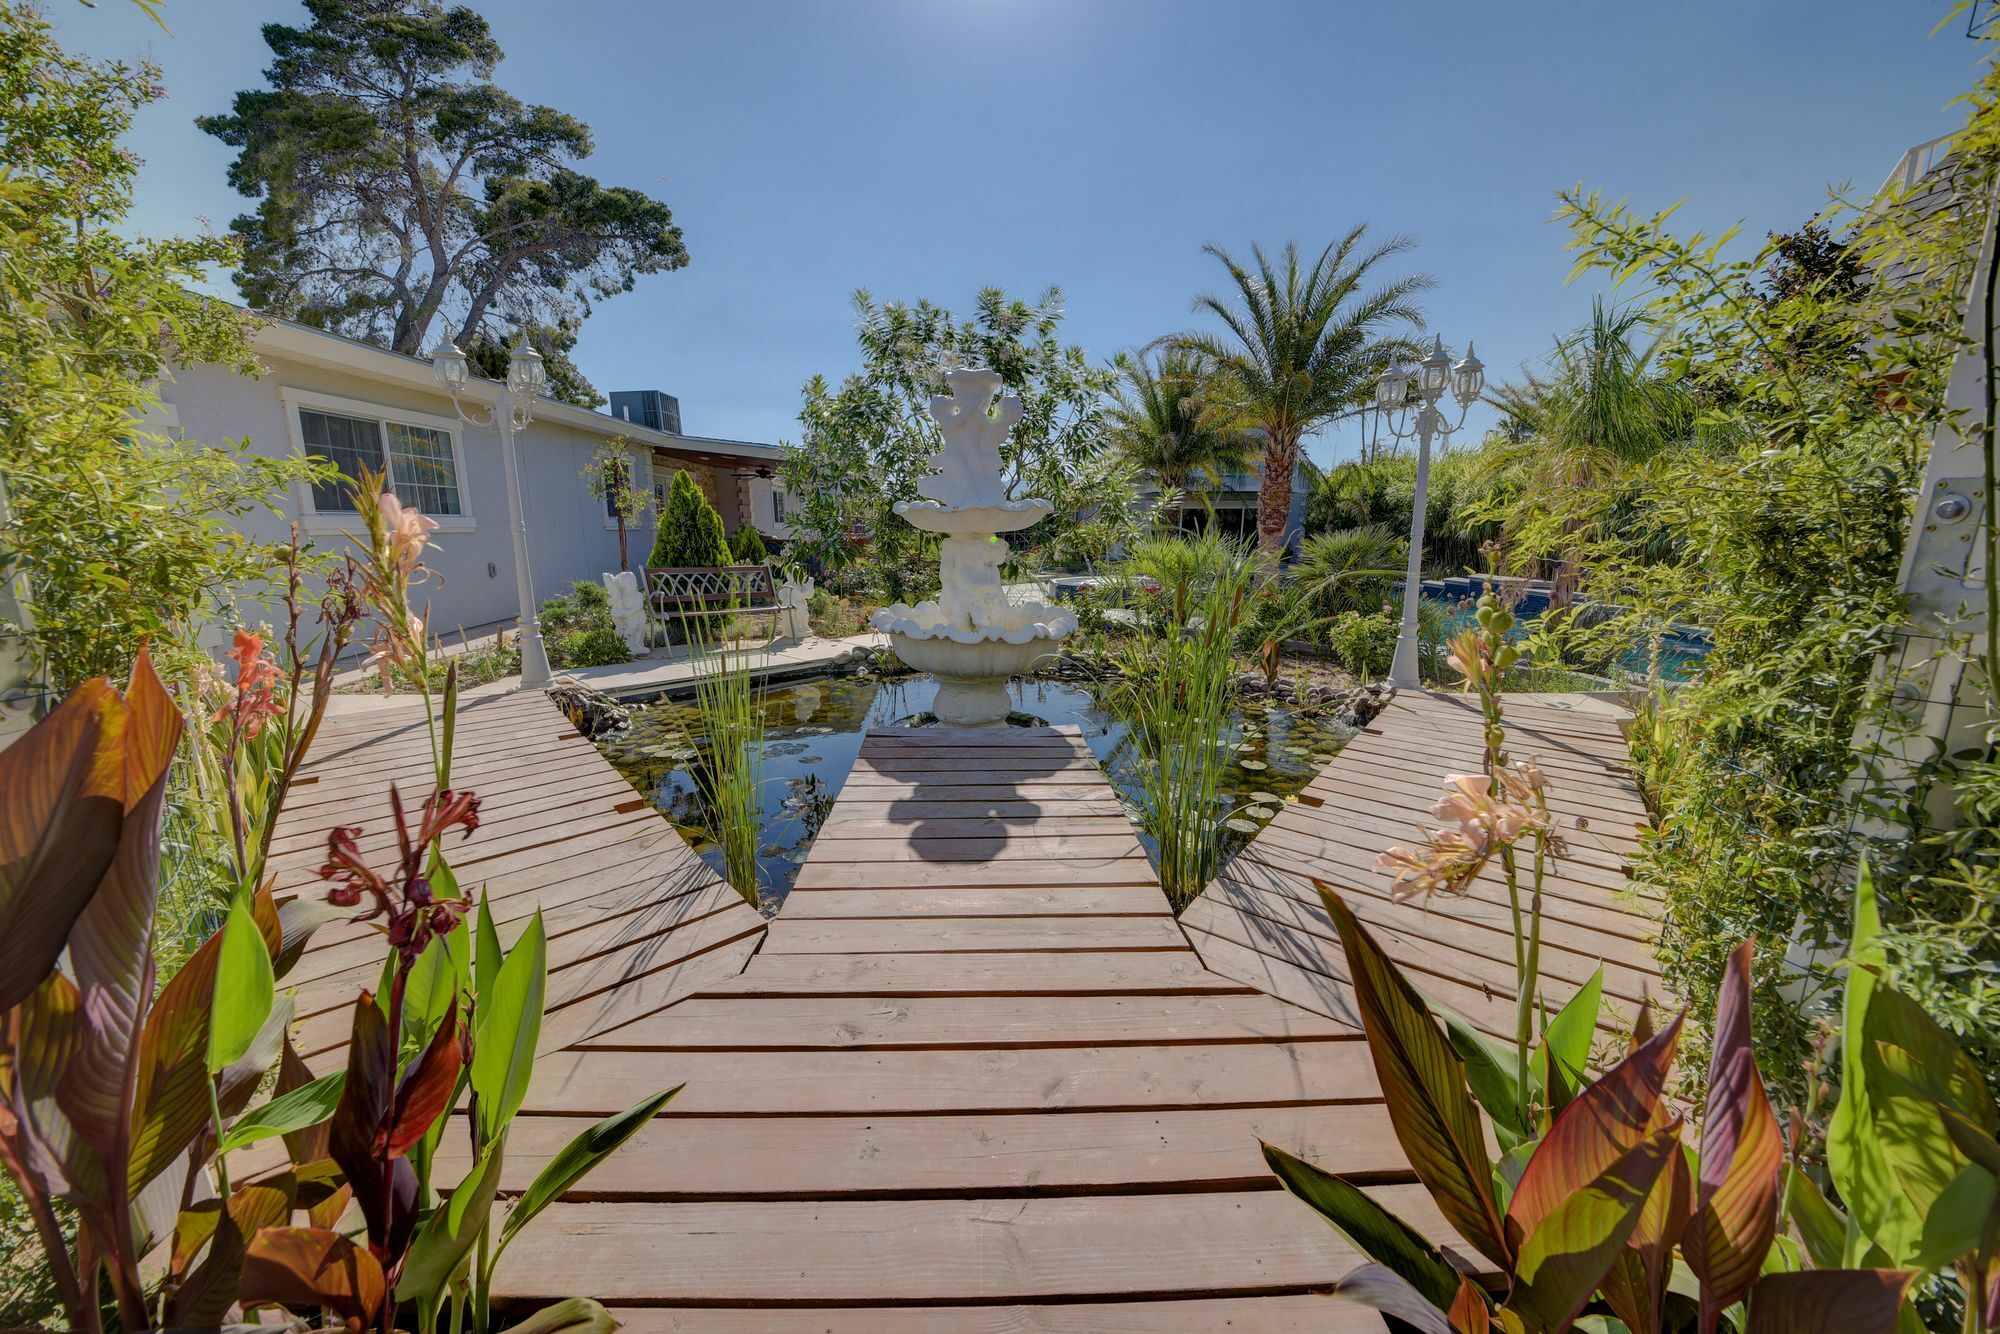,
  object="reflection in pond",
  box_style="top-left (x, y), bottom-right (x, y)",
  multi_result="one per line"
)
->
top-left (597, 674), bottom-right (1356, 910)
